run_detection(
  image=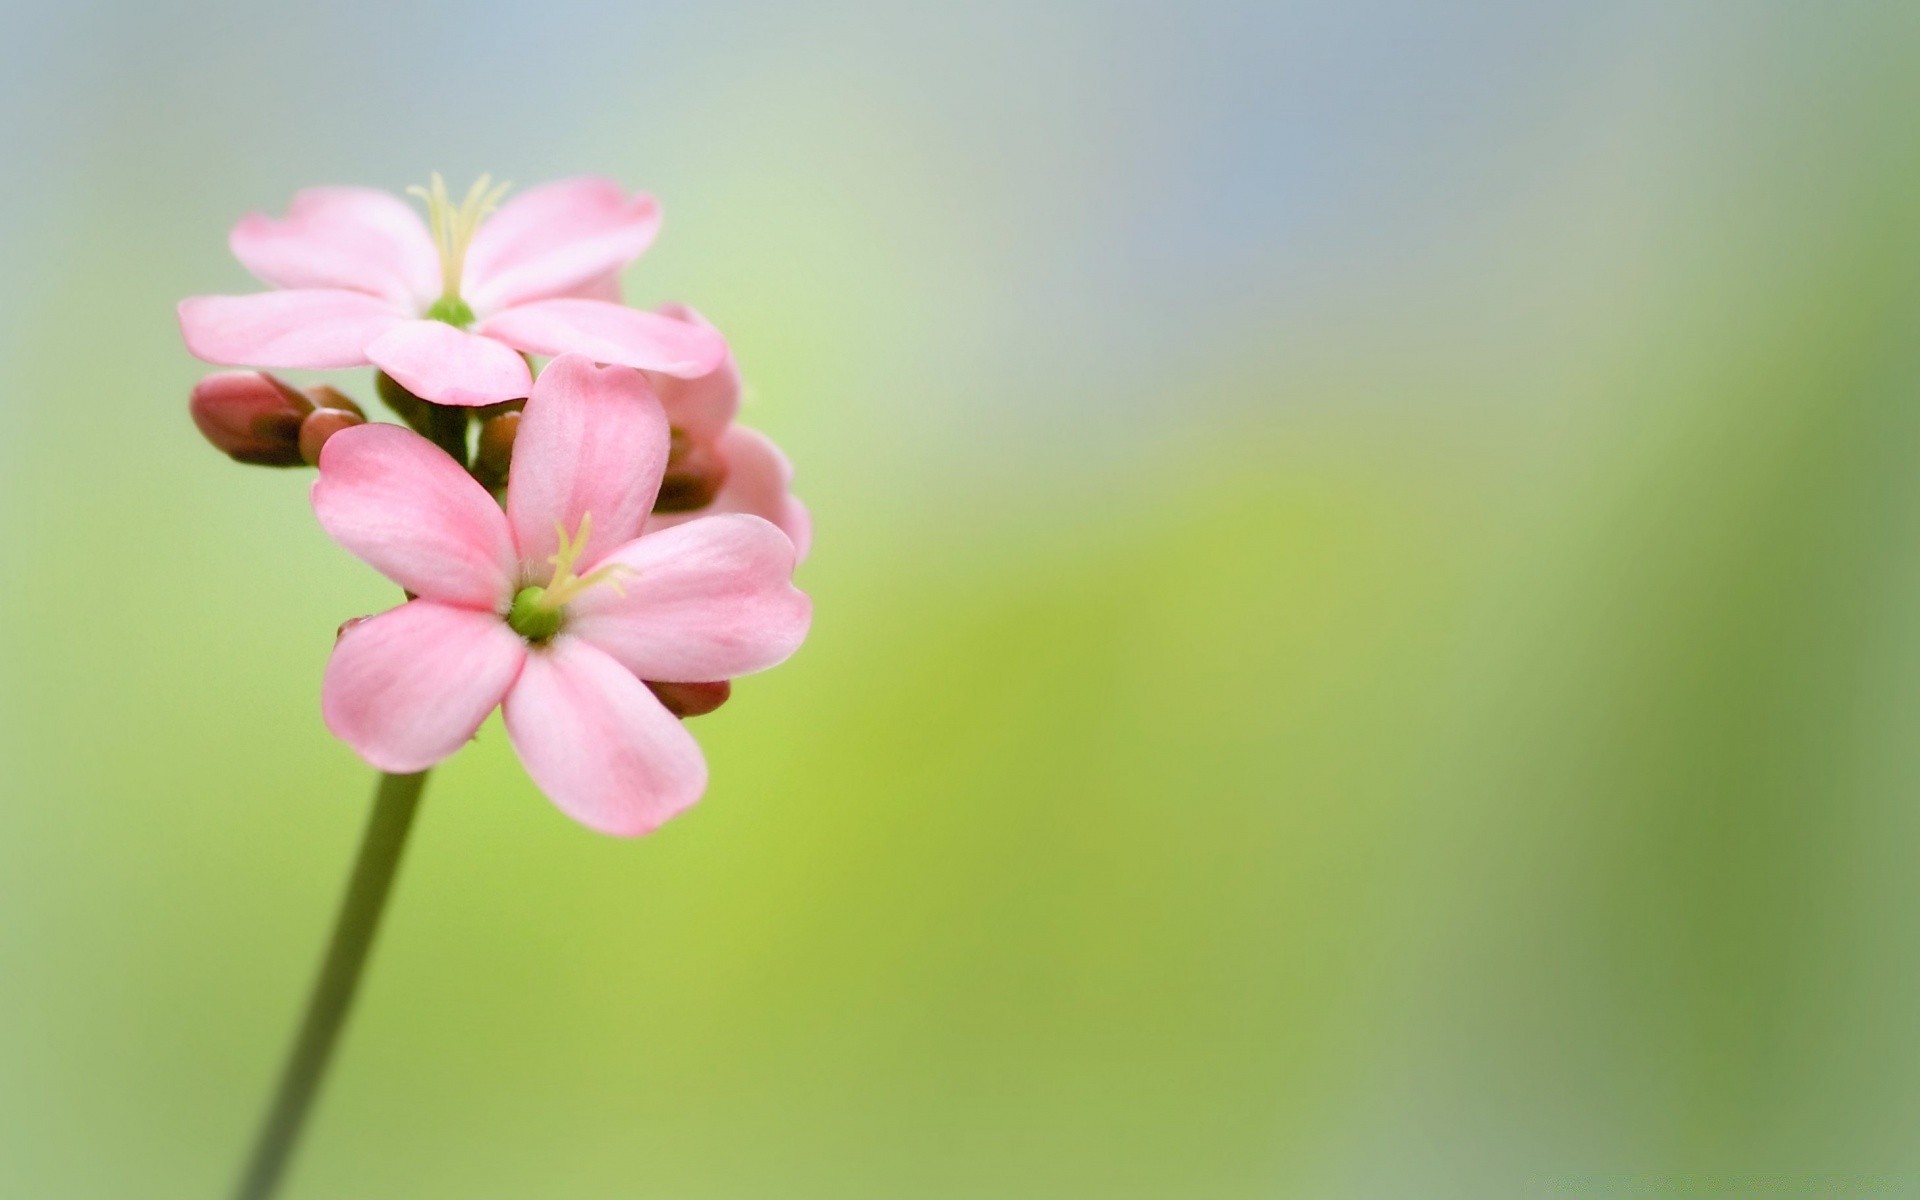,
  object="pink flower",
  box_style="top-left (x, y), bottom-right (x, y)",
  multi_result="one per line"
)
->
top-left (179, 176), bottom-right (727, 407)
top-left (643, 304), bottom-right (813, 559)
top-left (313, 353), bottom-right (811, 835)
